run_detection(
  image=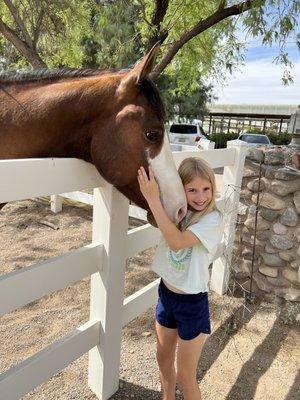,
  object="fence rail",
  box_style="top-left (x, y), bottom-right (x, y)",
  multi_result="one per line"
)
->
top-left (0, 158), bottom-right (104, 203)
top-left (127, 224), bottom-right (159, 257)
top-left (173, 147), bottom-right (235, 168)
top-left (0, 320), bottom-right (100, 400)
top-left (0, 140), bottom-right (248, 400)
top-left (0, 243), bottom-right (103, 316)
